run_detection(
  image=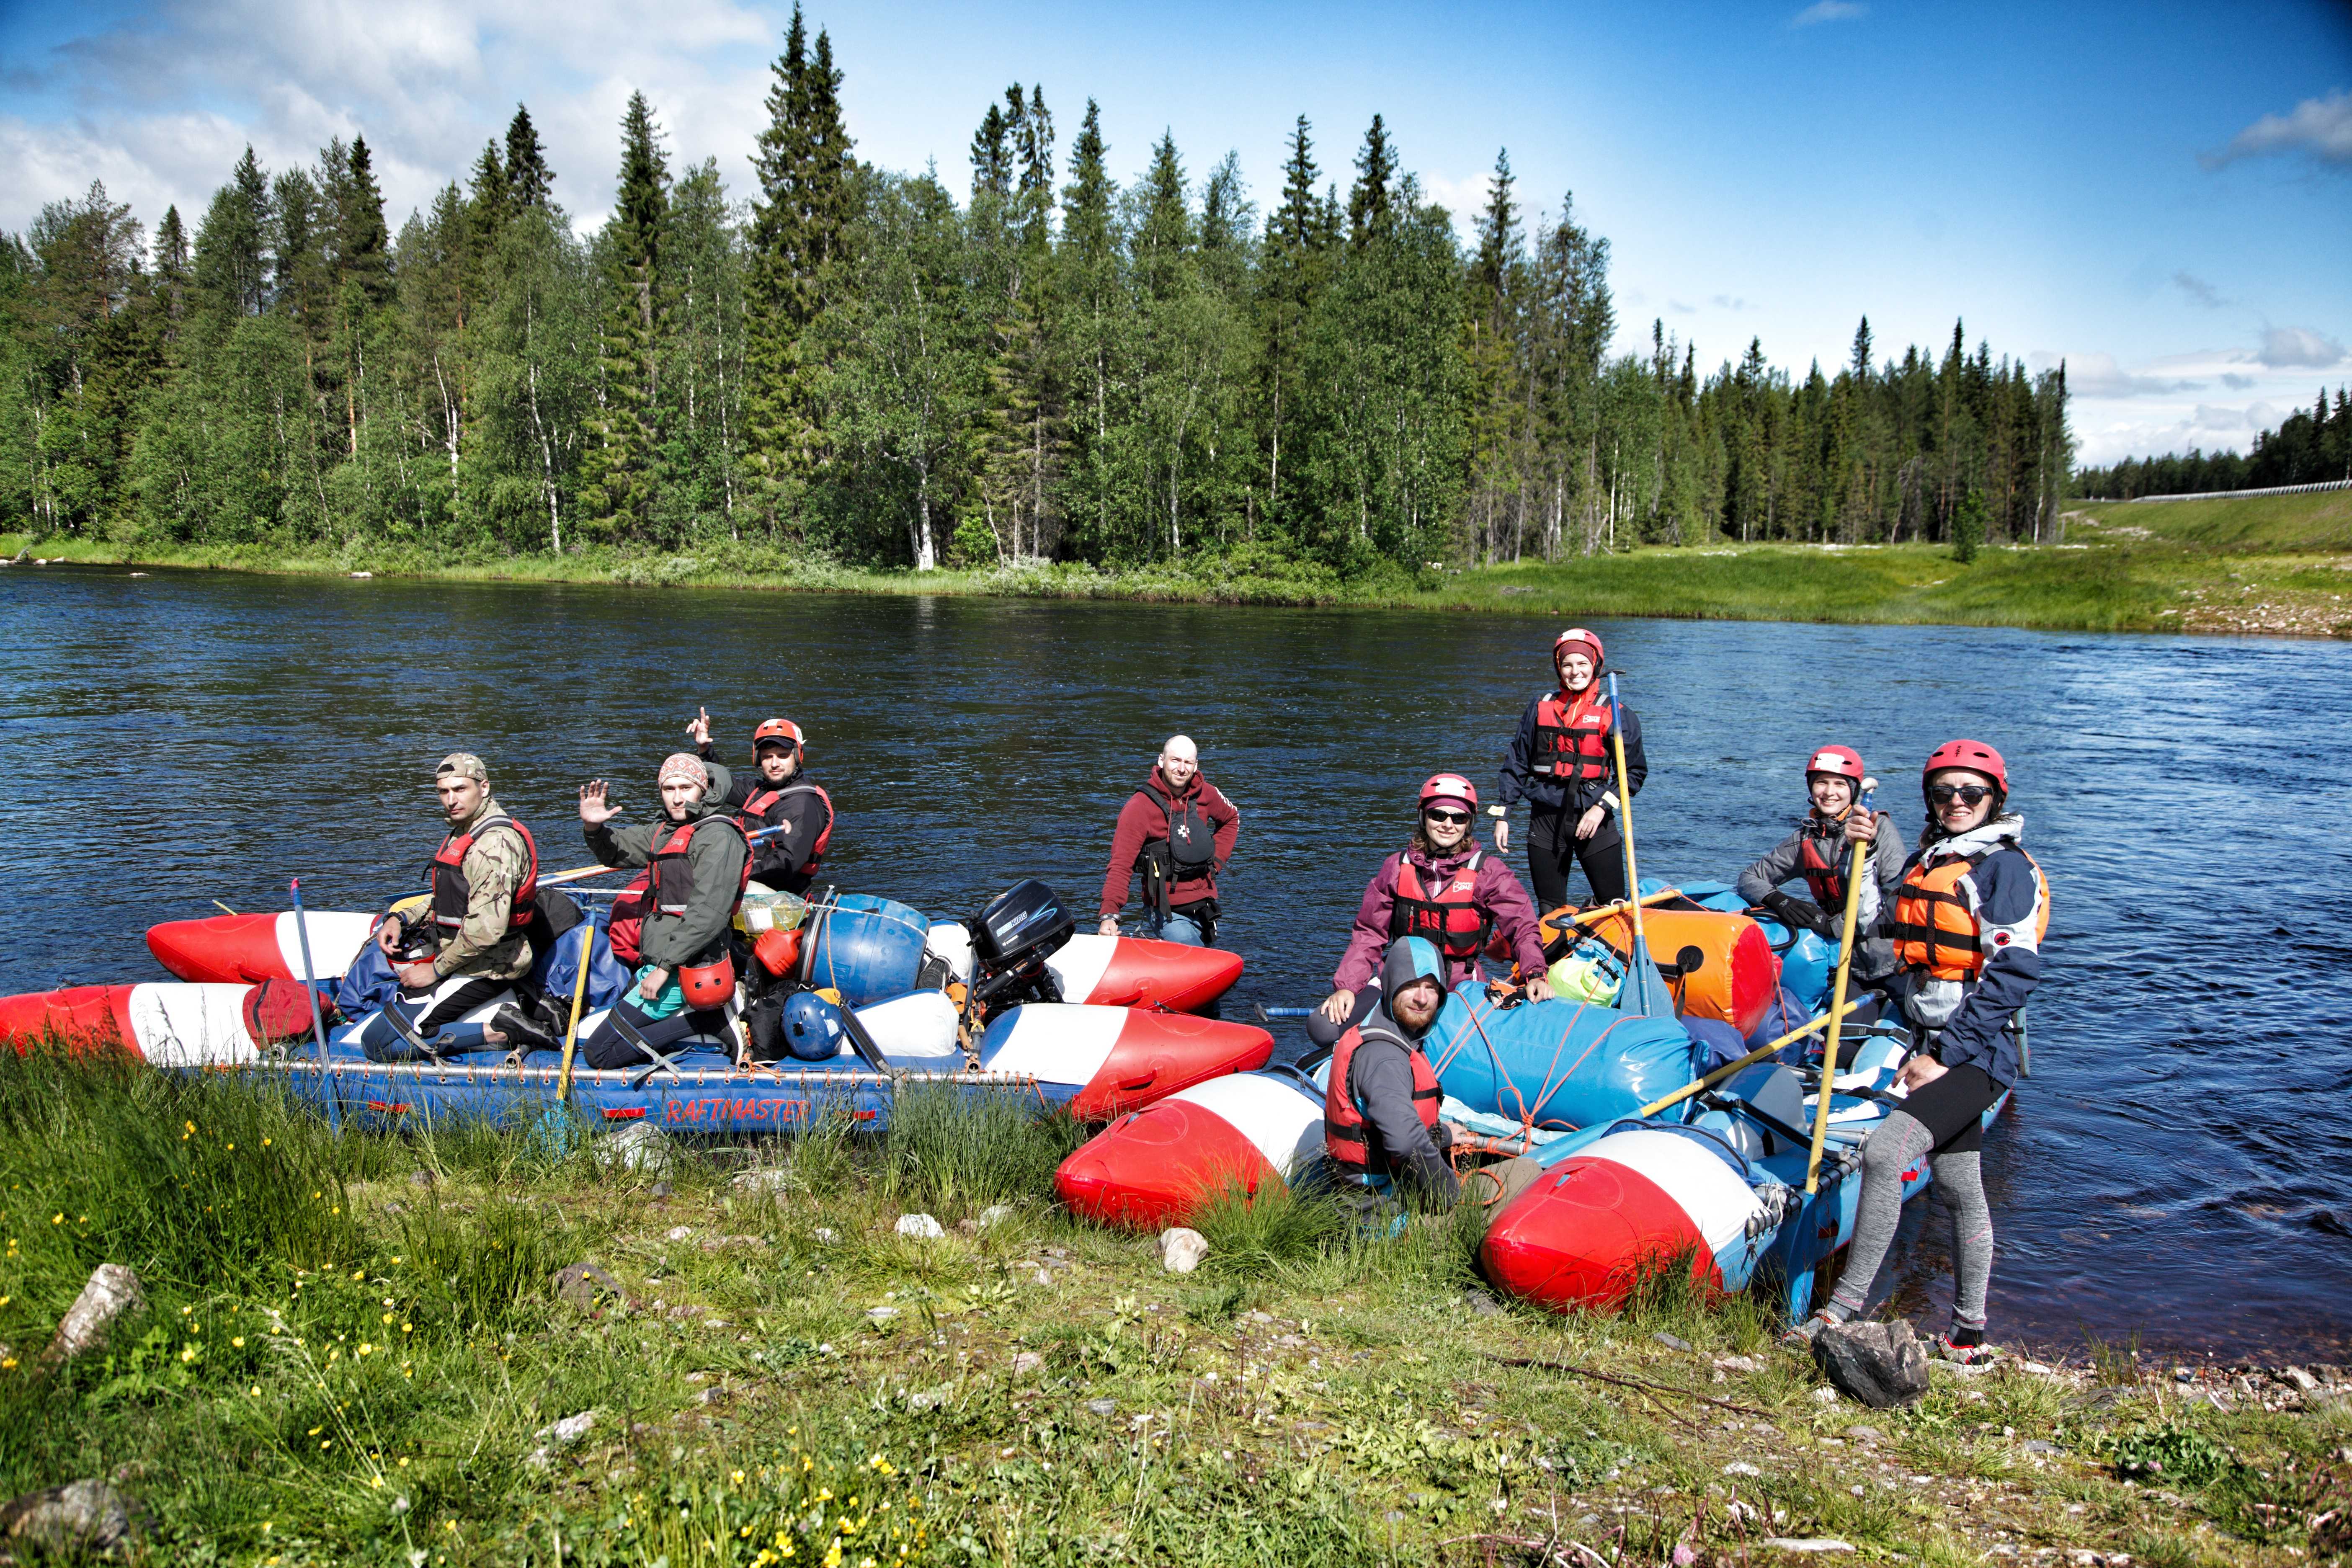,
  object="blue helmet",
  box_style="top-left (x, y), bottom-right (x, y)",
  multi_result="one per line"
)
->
top-left (781, 990), bottom-right (847, 1062)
